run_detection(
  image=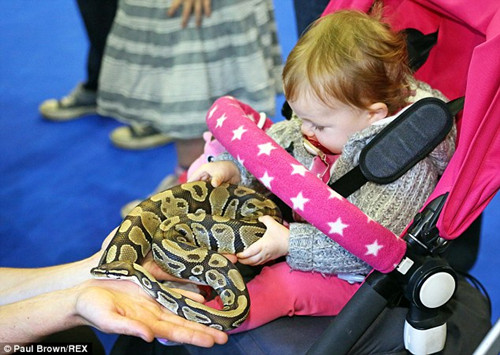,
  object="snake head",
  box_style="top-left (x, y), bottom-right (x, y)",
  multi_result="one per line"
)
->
top-left (91, 261), bottom-right (136, 279)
